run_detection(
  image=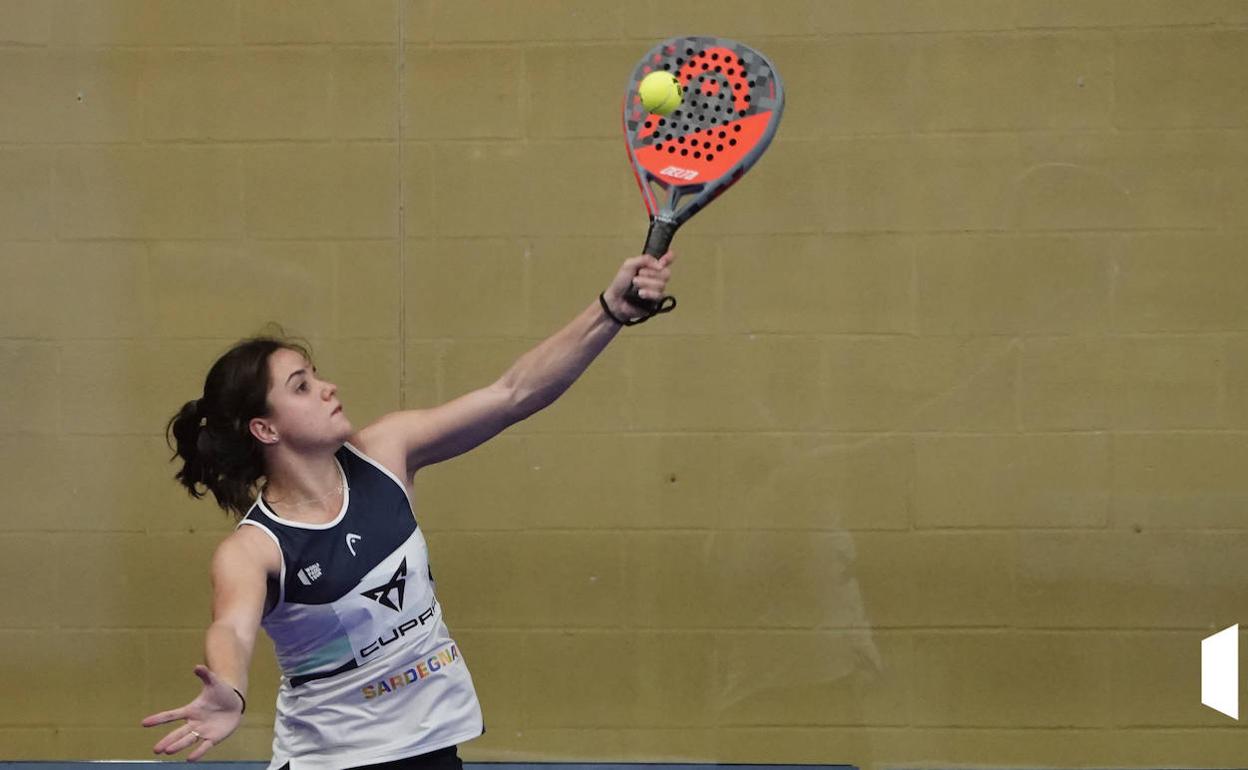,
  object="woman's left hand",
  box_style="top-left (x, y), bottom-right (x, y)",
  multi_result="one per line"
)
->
top-left (141, 665), bottom-right (245, 762)
top-left (603, 250), bottom-right (676, 319)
